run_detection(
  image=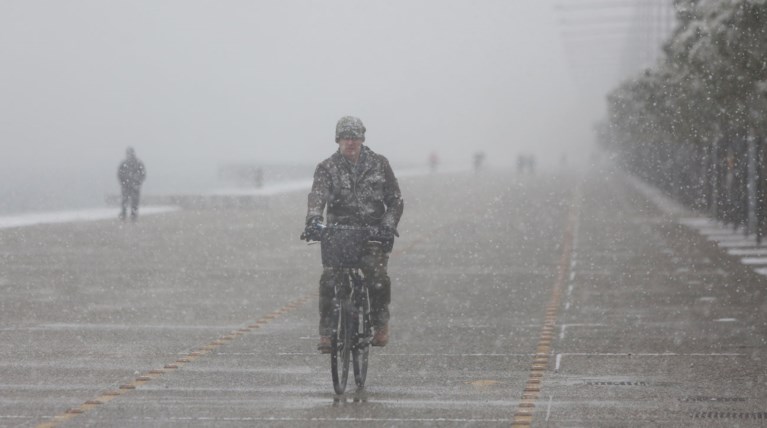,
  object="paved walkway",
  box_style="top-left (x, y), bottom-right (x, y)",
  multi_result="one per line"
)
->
top-left (1, 164), bottom-right (766, 427)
